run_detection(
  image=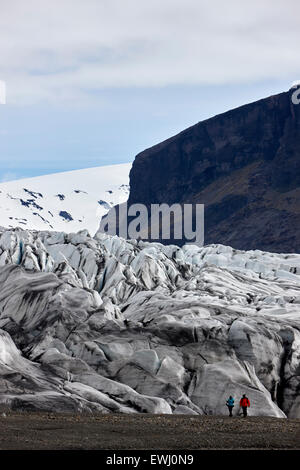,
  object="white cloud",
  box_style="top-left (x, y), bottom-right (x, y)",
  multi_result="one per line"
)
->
top-left (0, 0), bottom-right (300, 104)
